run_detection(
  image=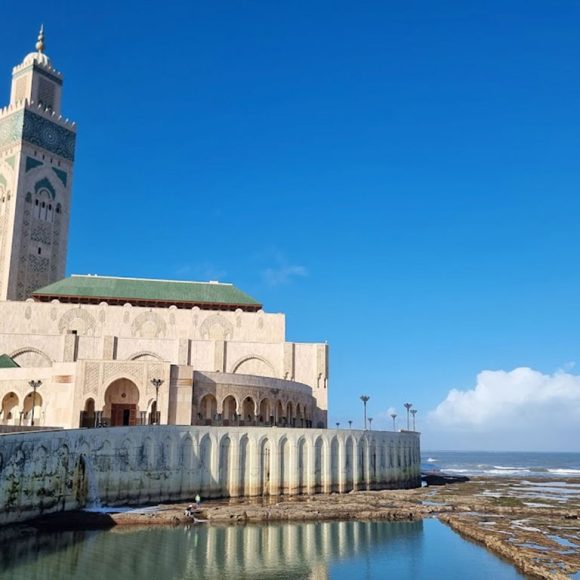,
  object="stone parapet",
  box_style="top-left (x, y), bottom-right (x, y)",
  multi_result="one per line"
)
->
top-left (0, 425), bottom-right (421, 526)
